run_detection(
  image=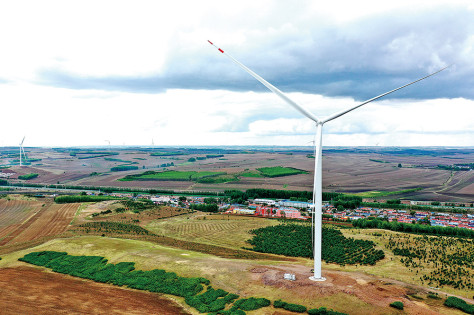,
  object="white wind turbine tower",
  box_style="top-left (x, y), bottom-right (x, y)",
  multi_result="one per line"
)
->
top-left (19, 136), bottom-right (26, 167)
top-left (208, 40), bottom-right (450, 281)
